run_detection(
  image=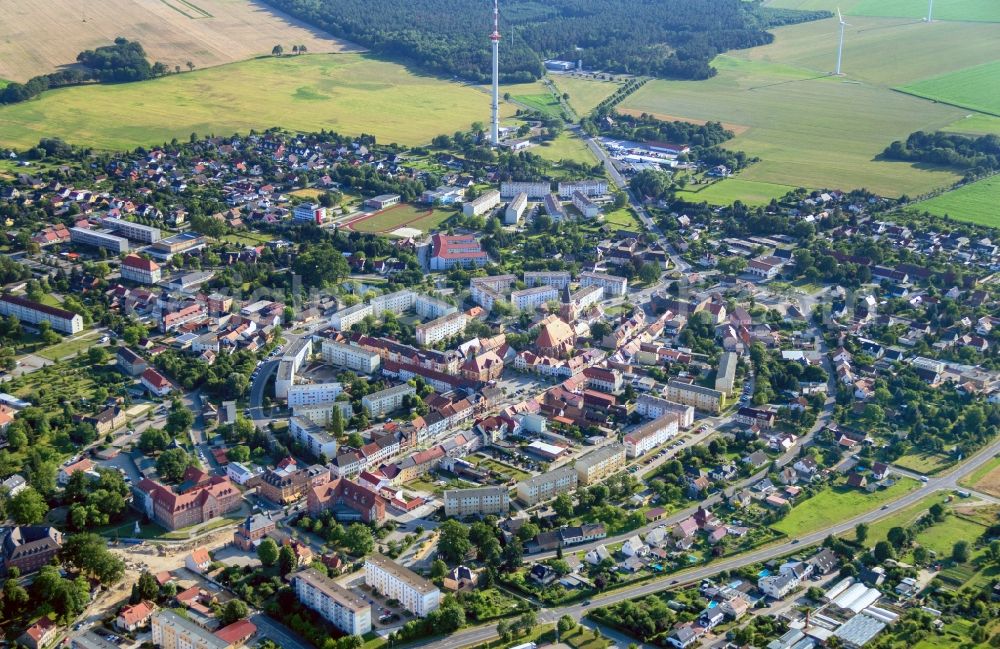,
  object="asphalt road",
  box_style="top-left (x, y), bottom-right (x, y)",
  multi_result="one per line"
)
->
top-left (417, 433), bottom-right (1000, 649)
